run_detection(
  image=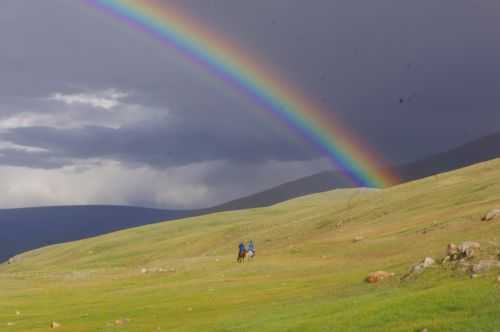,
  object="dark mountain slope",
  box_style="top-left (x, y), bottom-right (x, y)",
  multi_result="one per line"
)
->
top-left (209, 171), bottom-right (356, 212)
top-left (396, 131), bottom-right (500, 181)
top-left (210, 132), bottom-right (500, 211)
